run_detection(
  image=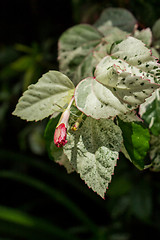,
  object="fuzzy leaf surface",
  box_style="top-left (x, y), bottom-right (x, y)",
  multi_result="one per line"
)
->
top-left (13, 71), bottom-right (75, 121)
top-left (64, 117), bottom-right (122, 198)
top-left (119, 120), bottom-right (150, 170)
